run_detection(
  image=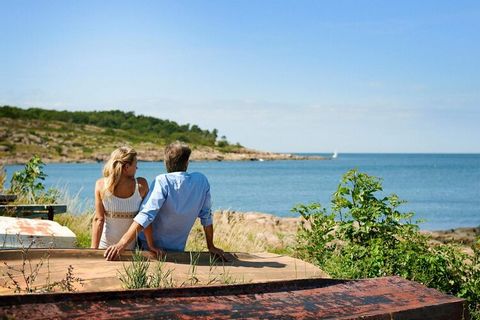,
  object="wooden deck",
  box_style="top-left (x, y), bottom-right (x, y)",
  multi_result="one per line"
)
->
top-left (0, 249), bottom-right (327, 294)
